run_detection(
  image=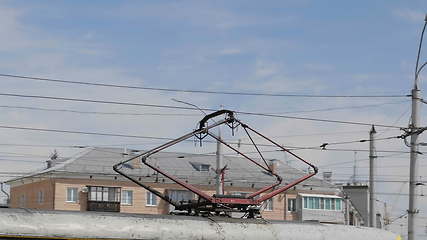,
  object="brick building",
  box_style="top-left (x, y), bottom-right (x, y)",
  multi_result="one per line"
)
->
top-left (6, 147), bottom-right (346, 222)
